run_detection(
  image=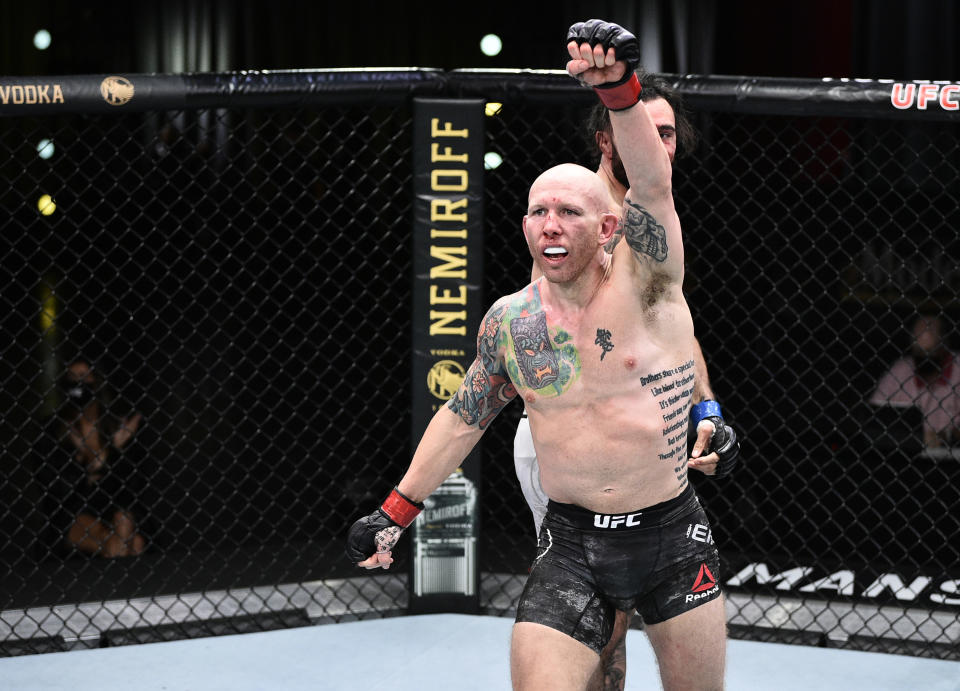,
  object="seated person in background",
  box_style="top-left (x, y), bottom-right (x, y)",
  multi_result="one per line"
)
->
top-left (870, 314), bottom-right (960, 448)
top-left (46, 358), bottom-right (147, 557)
